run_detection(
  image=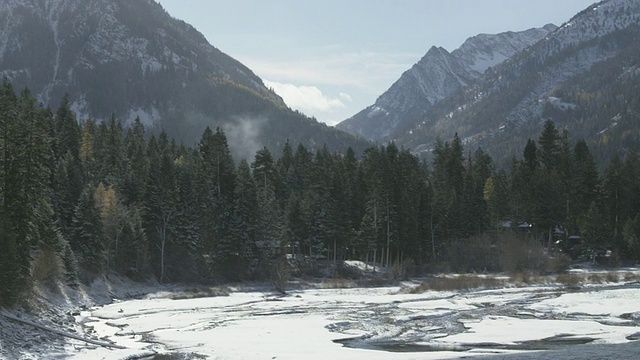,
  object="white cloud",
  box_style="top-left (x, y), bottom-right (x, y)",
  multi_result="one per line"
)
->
top-left (242, 50), bottom-right (419, 95)
top-left (235, 49), bottom-right (421, 126)
top-left (265, 80), bottom-right (349, 124)
top-left (339, 92), bottom-right (352, 103)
